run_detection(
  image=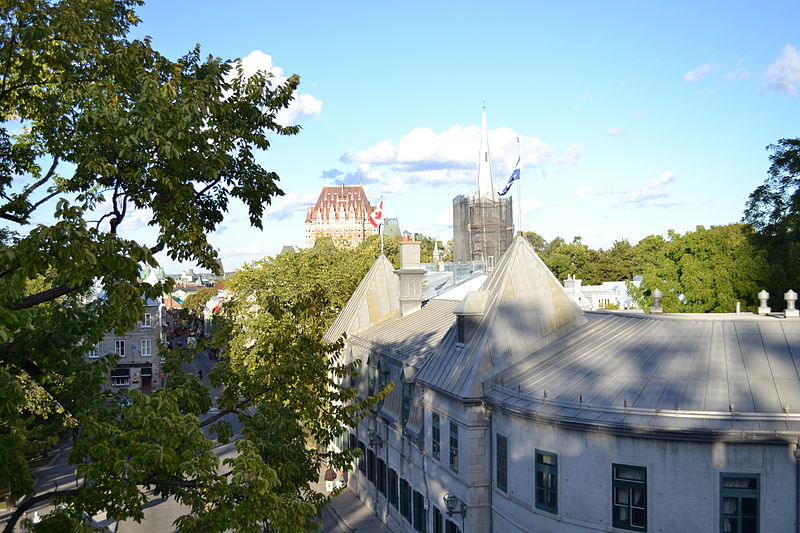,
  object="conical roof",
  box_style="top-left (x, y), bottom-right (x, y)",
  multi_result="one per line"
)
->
top-left (416, 235), bottom-right (586, 398)
top-left (323, 255), bottom-right (400, 344)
